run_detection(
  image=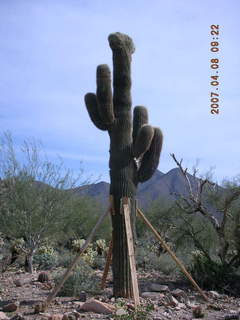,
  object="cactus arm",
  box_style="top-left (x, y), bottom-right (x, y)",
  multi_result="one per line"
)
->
top-left (133, 124), bottom-right (154, 158)
top-left (84, 32), bottom-right (164, 298)
top-left (108, 33), bottom-right (135, 116)
top-left (138, 127), bottom-right (163, 182)
top-left (84, 93), bottom-right (108, 131)
top-left (132, 106), bottom-right (148, 144)
top-left (96, 64), bottom-right (115, 125)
